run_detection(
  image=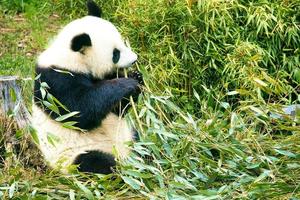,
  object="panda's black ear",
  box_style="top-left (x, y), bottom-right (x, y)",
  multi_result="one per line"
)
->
top-left (87, 0), bottom-right (102, 18)
top-left (71, 33), bottom-right (92, 52)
